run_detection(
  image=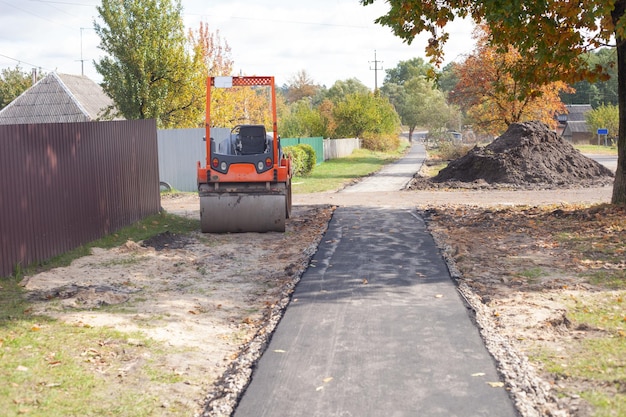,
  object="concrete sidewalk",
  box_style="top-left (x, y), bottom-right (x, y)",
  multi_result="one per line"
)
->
top-left (234, 207), bottom-right (518, 417)
top-left (342, 140), bottom-right (426, 193)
